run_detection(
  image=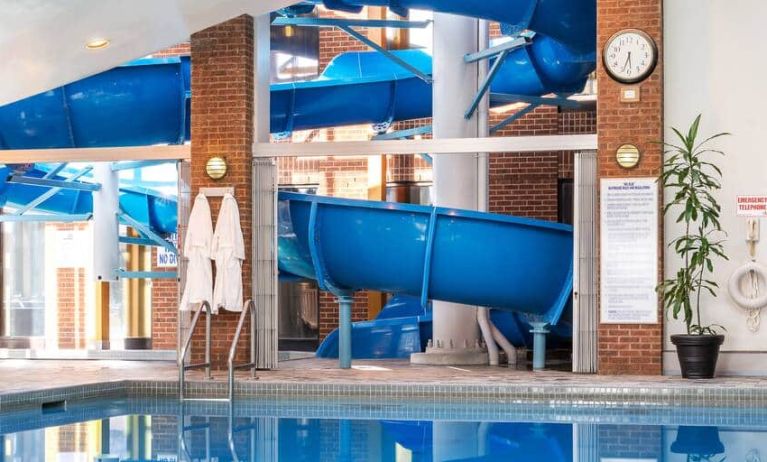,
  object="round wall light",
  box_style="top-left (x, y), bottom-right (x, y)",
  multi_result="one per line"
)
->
top-left (616, 144), bottom-right (641, 169)
top-left (205, 156), bottom-right (228, 180)
top-left (85, 38), bottom-right (111, 50)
